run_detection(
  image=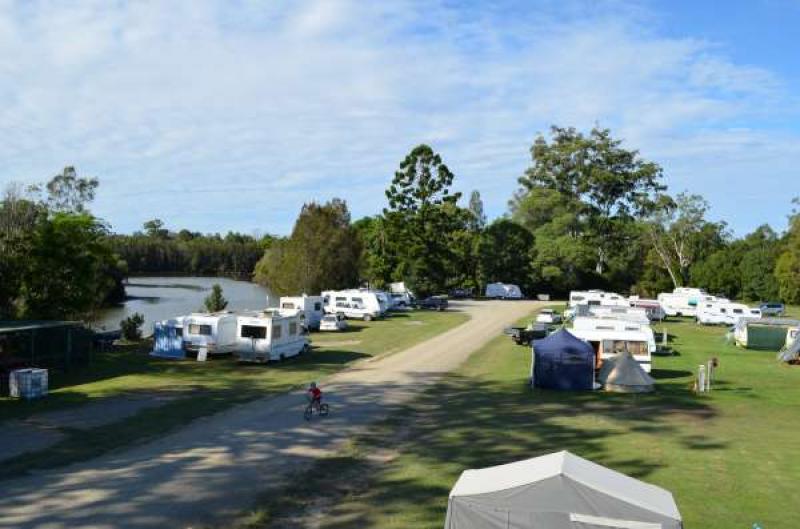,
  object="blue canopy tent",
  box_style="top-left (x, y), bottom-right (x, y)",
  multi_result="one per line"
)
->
top-left (151, 320), bottom-right (185, 359)
top-left (531, 329), bottom-right (595, 391)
